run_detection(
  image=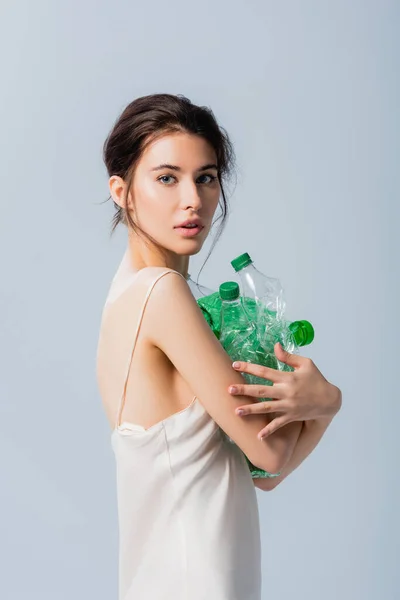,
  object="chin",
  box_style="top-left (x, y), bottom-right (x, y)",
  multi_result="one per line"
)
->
top-left (174, 242), bottom-right (204, 256)
top-left (171, 231), bottom-right (209, 255)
